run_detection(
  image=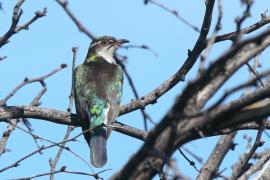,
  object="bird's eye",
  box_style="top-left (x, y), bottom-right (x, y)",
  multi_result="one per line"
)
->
top-left (101, 40), bottom-right (108, 45)
top-left (109, 39), bottom-right (114, 44)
